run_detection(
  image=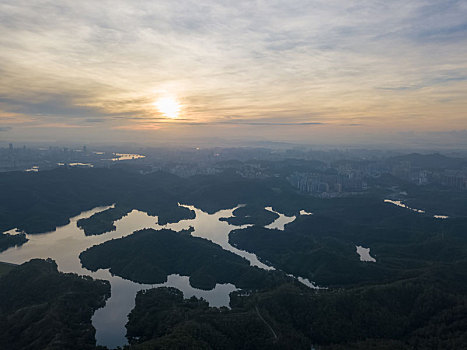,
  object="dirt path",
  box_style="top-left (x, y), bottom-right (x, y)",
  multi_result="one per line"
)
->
top-left (255, 305), bottom-right (278, 341)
